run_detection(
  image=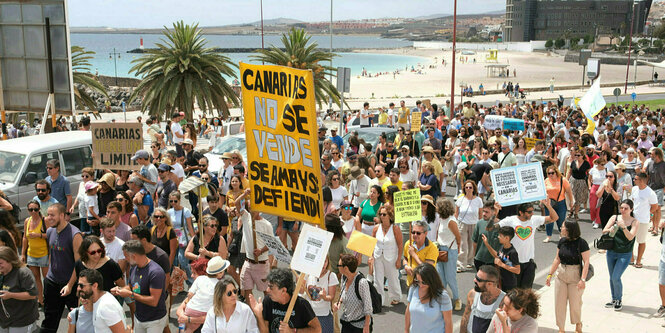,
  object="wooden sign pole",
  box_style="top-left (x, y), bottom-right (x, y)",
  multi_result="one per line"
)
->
top-left (283, 272), bottom-right (305, 325)
top-left (409, 223), bottom-right (413, 267)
